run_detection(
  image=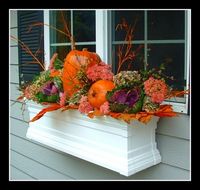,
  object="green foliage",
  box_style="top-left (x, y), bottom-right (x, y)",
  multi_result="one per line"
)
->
top-left (114, 71), bottom-right (142, 87)
top-left (54, 58), bottom-right (64, 70)
top-left (142, 96), bottom-right (159, 112)
top-left (68, 84), bottom-right (91, 105)
top-left (35, 92), bottom-right (59, 103)
top-left (110, 103), bottom-right (128, 113)
top-left (53, 76), bottom-right (63, 91)
top-left (76, 69), bottom-right (90, 84)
